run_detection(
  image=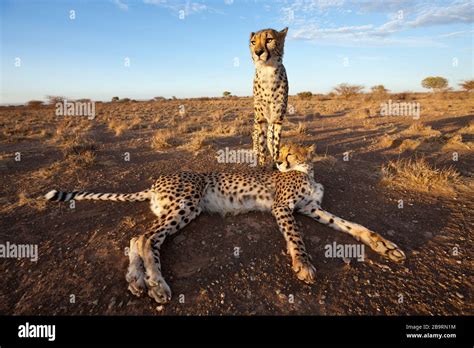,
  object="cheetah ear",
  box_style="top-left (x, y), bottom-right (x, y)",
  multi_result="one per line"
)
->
top-left (250, 32), bottom-right (255, 40)
top-left (279, 27), bottom-right (288, 38)
top-left (307, 144), bottom-right (316, 157)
